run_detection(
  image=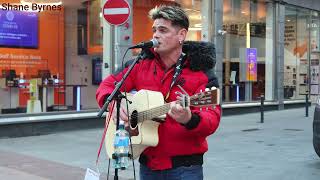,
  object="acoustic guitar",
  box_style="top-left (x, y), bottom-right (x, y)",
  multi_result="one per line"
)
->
top-left (105, 87), bottom-right (220, 159)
